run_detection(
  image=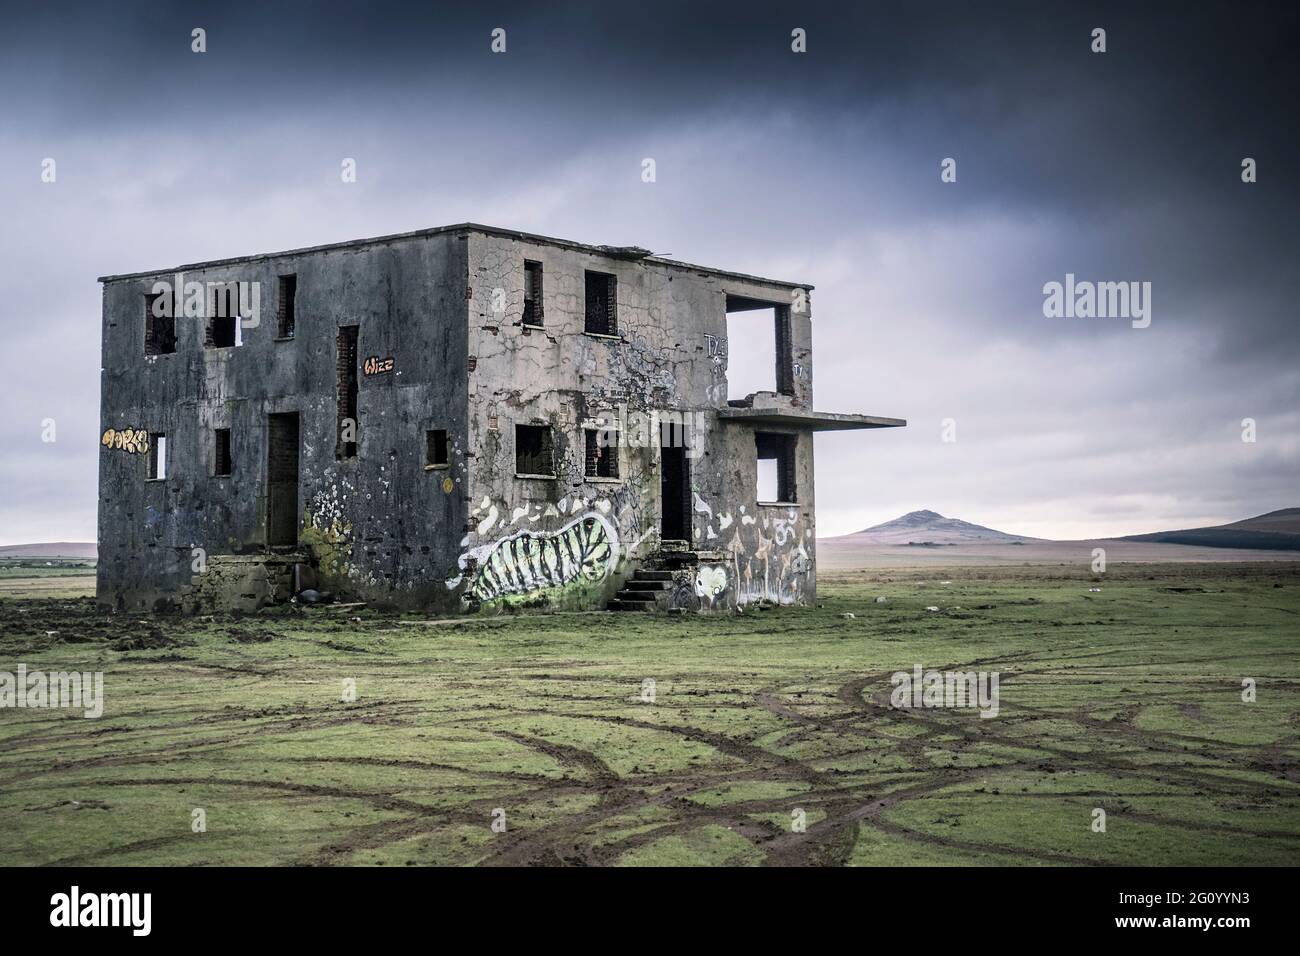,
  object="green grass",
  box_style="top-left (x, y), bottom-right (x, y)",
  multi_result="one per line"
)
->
top-left (0, 562), bottom-right (1297, 866)
top-left (0, 559), bottom-right (97, 599)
